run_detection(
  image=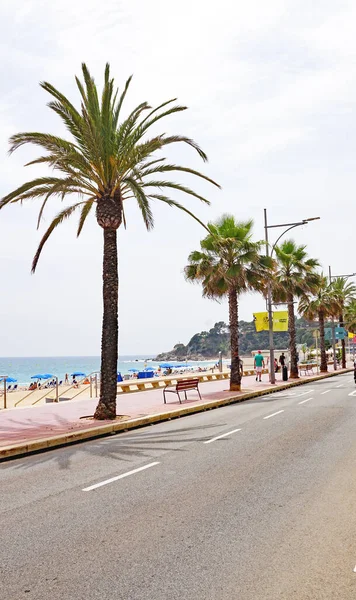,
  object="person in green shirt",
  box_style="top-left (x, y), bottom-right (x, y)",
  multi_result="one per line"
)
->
top-left (254, 351), bottom-right (265, 382)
